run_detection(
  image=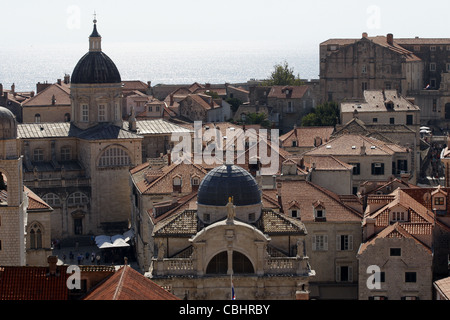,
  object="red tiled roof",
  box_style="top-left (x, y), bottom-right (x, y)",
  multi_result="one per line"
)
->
top-left (267, 85), bottom-right (310, 99)
top-left (83, 265), bottom-right (178, 300)
top-left (0, 266), bottom-right (69, 300)
top-left (25, 186), bottom-right (53, 211)
top-left (277, 180), bottom-right (363, 221)
top-left (279, 126), bottom-right (334, 148)
top-left (22, 83), bottom-right (70, 107)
